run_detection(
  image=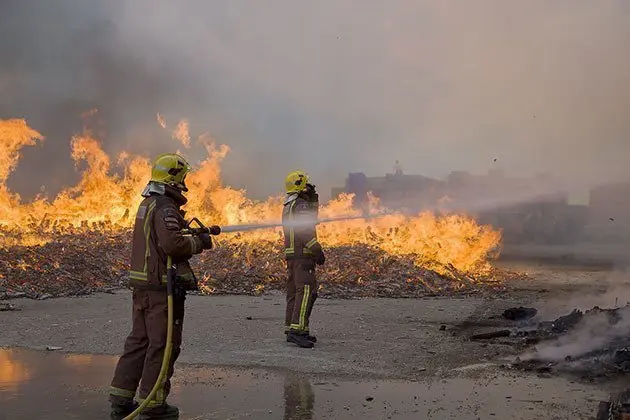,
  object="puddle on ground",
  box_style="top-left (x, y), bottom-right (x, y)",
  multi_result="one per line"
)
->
top-left (0, 348), bottom-right (601, 420)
